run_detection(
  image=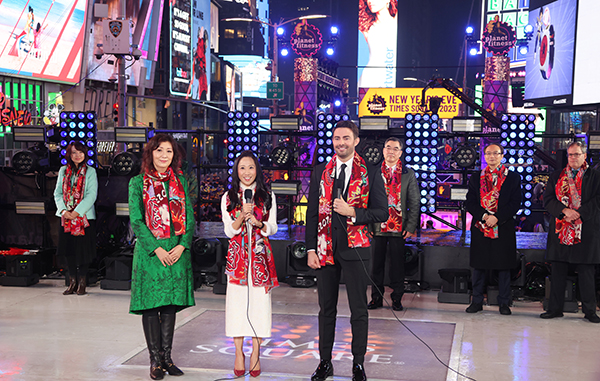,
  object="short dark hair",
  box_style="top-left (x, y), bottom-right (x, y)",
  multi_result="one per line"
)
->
top-left (384, 137), bottom-right (403, 150)
top-left (333, 120), bottom-right (359, 138)
top-left (484, 142), bottom-right (504, 154)
top-left (141, 133), bottom-right (182, 174)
